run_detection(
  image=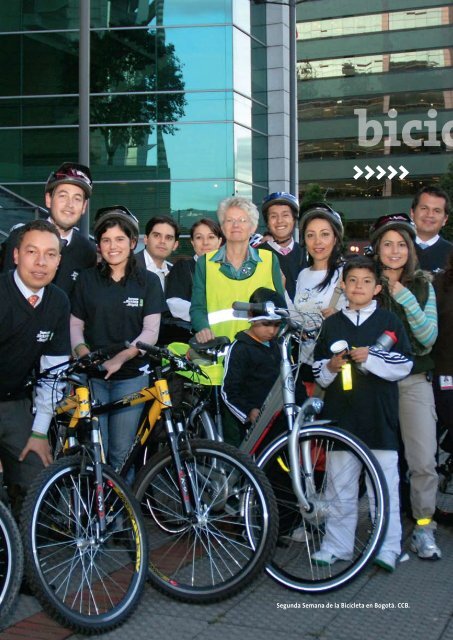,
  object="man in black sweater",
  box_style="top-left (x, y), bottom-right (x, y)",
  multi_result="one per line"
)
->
top-left (1, 162), bottom-right (97, 295)
top-left (410, 186), bottom-right (452, 272)
top-left (0, 220), bottom-right (71, 512)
